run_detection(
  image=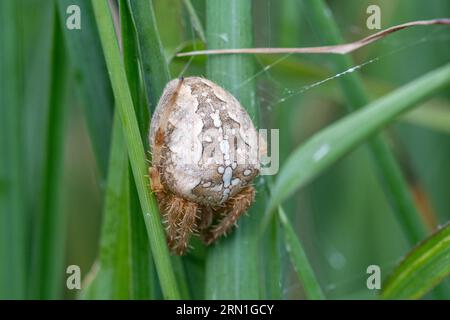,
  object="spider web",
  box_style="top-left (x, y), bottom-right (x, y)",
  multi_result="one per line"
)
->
top-left (239, 29), bottom-right (449, 110)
